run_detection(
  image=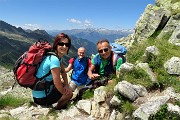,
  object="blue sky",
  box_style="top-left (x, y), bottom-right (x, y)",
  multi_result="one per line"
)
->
top-left (0, 0), bottom-right (155, 30)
